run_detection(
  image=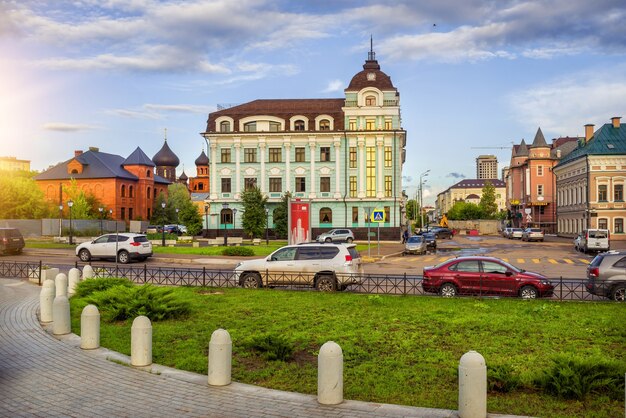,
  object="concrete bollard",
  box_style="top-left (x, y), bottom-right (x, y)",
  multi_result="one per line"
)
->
top-left (39, 280), bottom-right (56, 323)
top-left (82, 264), bottom-right (94, 280)
top-left (208, 329), bottom-right (232, 386)
top-left (318, 341), bottom-right (343, 405)
top-left (459, 350), bottom-right (487, 418)
top-left (131, 316), bottom-right (152, 367)
top-left (68, 268), bottom-right (81, 296)
top-left (80, 305), bottom-right (100, 350)
top-left (52, 295), bottom-right (71, 335)
top-left (55, 273), bottom-right (68, 297)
